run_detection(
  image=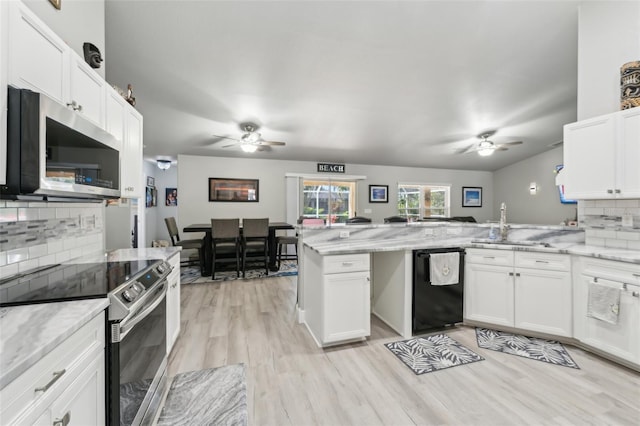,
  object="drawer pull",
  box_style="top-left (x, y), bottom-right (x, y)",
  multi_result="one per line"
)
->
top-left (341, 262), bottom-right (354, 266)
top-left (633, 273), bottom-right (640, 278)
top-left (483, 256), bottom-right (495, 259)
top-left (515, 272), bottom-right (521, 277)
top-left (35, 369), bottom-right (66, 393)
top-left (53, 412), bottom-right (71, 426)
top-left (535, 260), bottom-right (549, 264)
top-left (509, 272), bottom-right (514, 276)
